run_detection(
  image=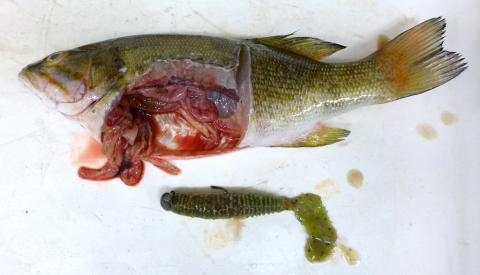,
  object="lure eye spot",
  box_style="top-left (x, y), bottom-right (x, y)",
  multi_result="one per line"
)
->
top-left (161, 191), bottom-right (175, 211)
